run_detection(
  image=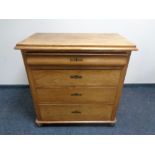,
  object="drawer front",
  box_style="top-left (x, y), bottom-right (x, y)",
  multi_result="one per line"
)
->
top-left (32, 69), bottom-right (121, 88)
top-left (36, 87), bottom-right (117, 104)
top-left (39, 104), bottom-right (113, 121)
top-left (26, 55), bottom-right (128, 66)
